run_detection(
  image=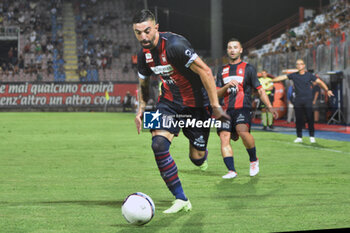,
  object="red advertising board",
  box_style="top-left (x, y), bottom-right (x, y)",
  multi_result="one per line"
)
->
top-left (0, 82), bottom-right (137, 107)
